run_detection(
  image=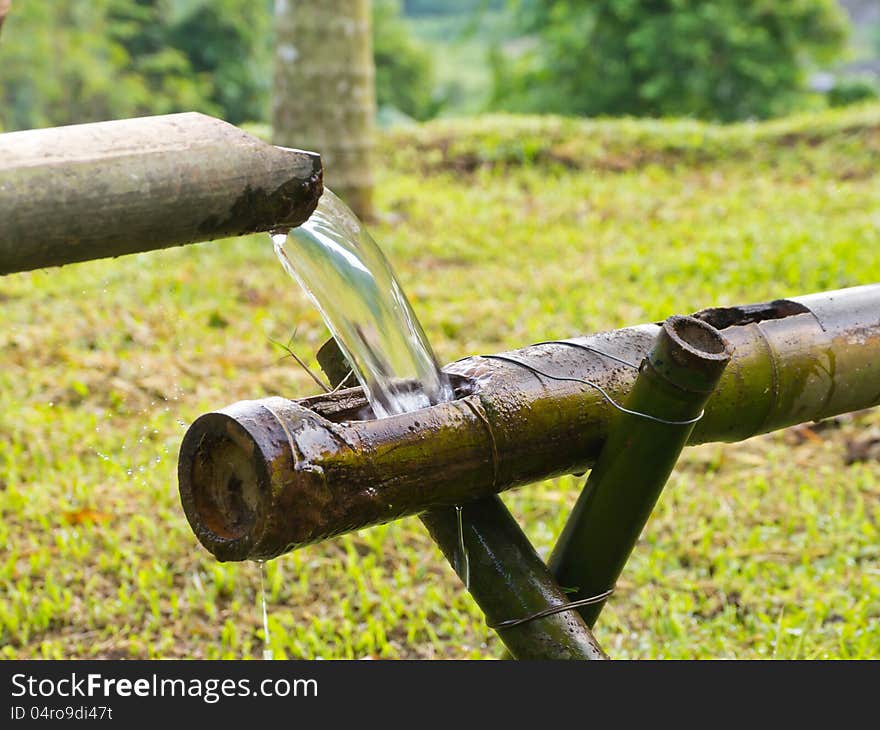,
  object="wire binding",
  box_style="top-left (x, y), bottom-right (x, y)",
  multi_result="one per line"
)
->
top-left (482, 354), bottom-right (704, 426)
top-left (533, 339), bottom-right (641, 370)
top-left (488, 589), bottom-right (615, 630)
